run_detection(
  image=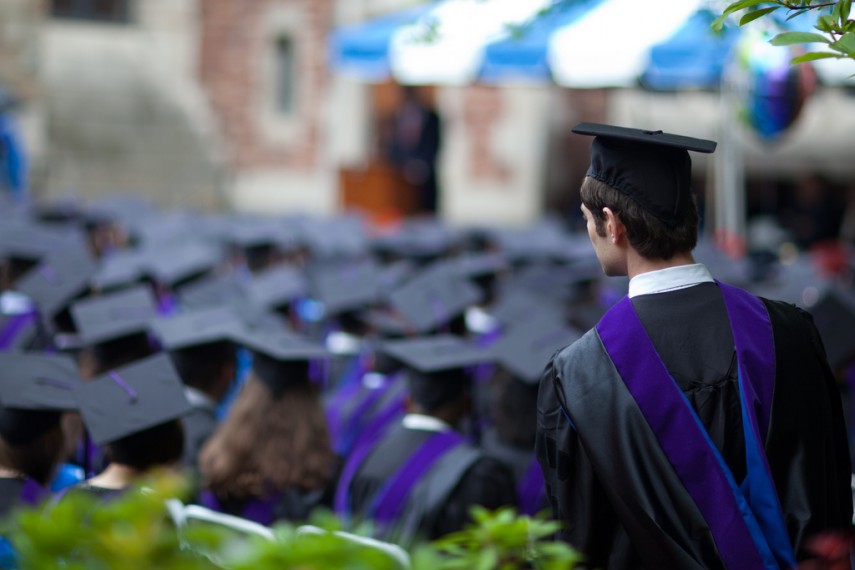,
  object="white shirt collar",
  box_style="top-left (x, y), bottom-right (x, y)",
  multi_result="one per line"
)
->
top-left (628, 263), bottom-right (714, 298)
top-left (183, 386), bottom-right (217, 411)
top-left (402, 413), bottom-right (452, 433)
